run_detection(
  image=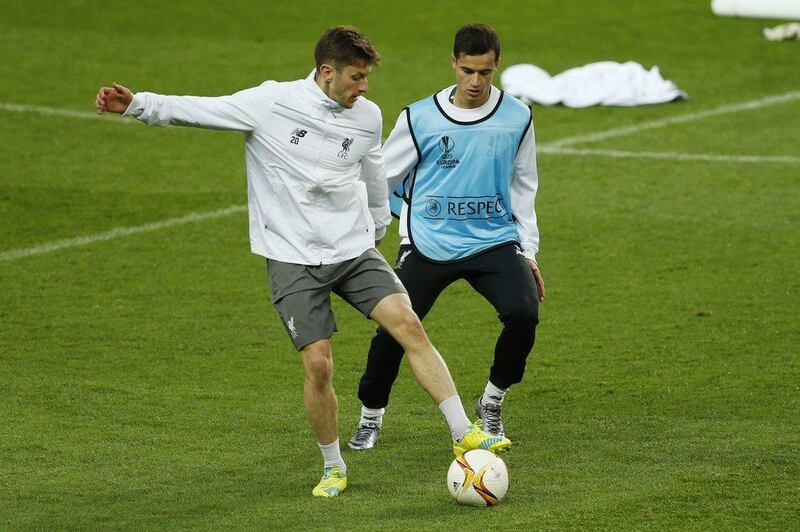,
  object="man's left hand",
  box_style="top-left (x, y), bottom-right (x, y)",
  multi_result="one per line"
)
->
top-left (527, 259), bottom-right (545, 302)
